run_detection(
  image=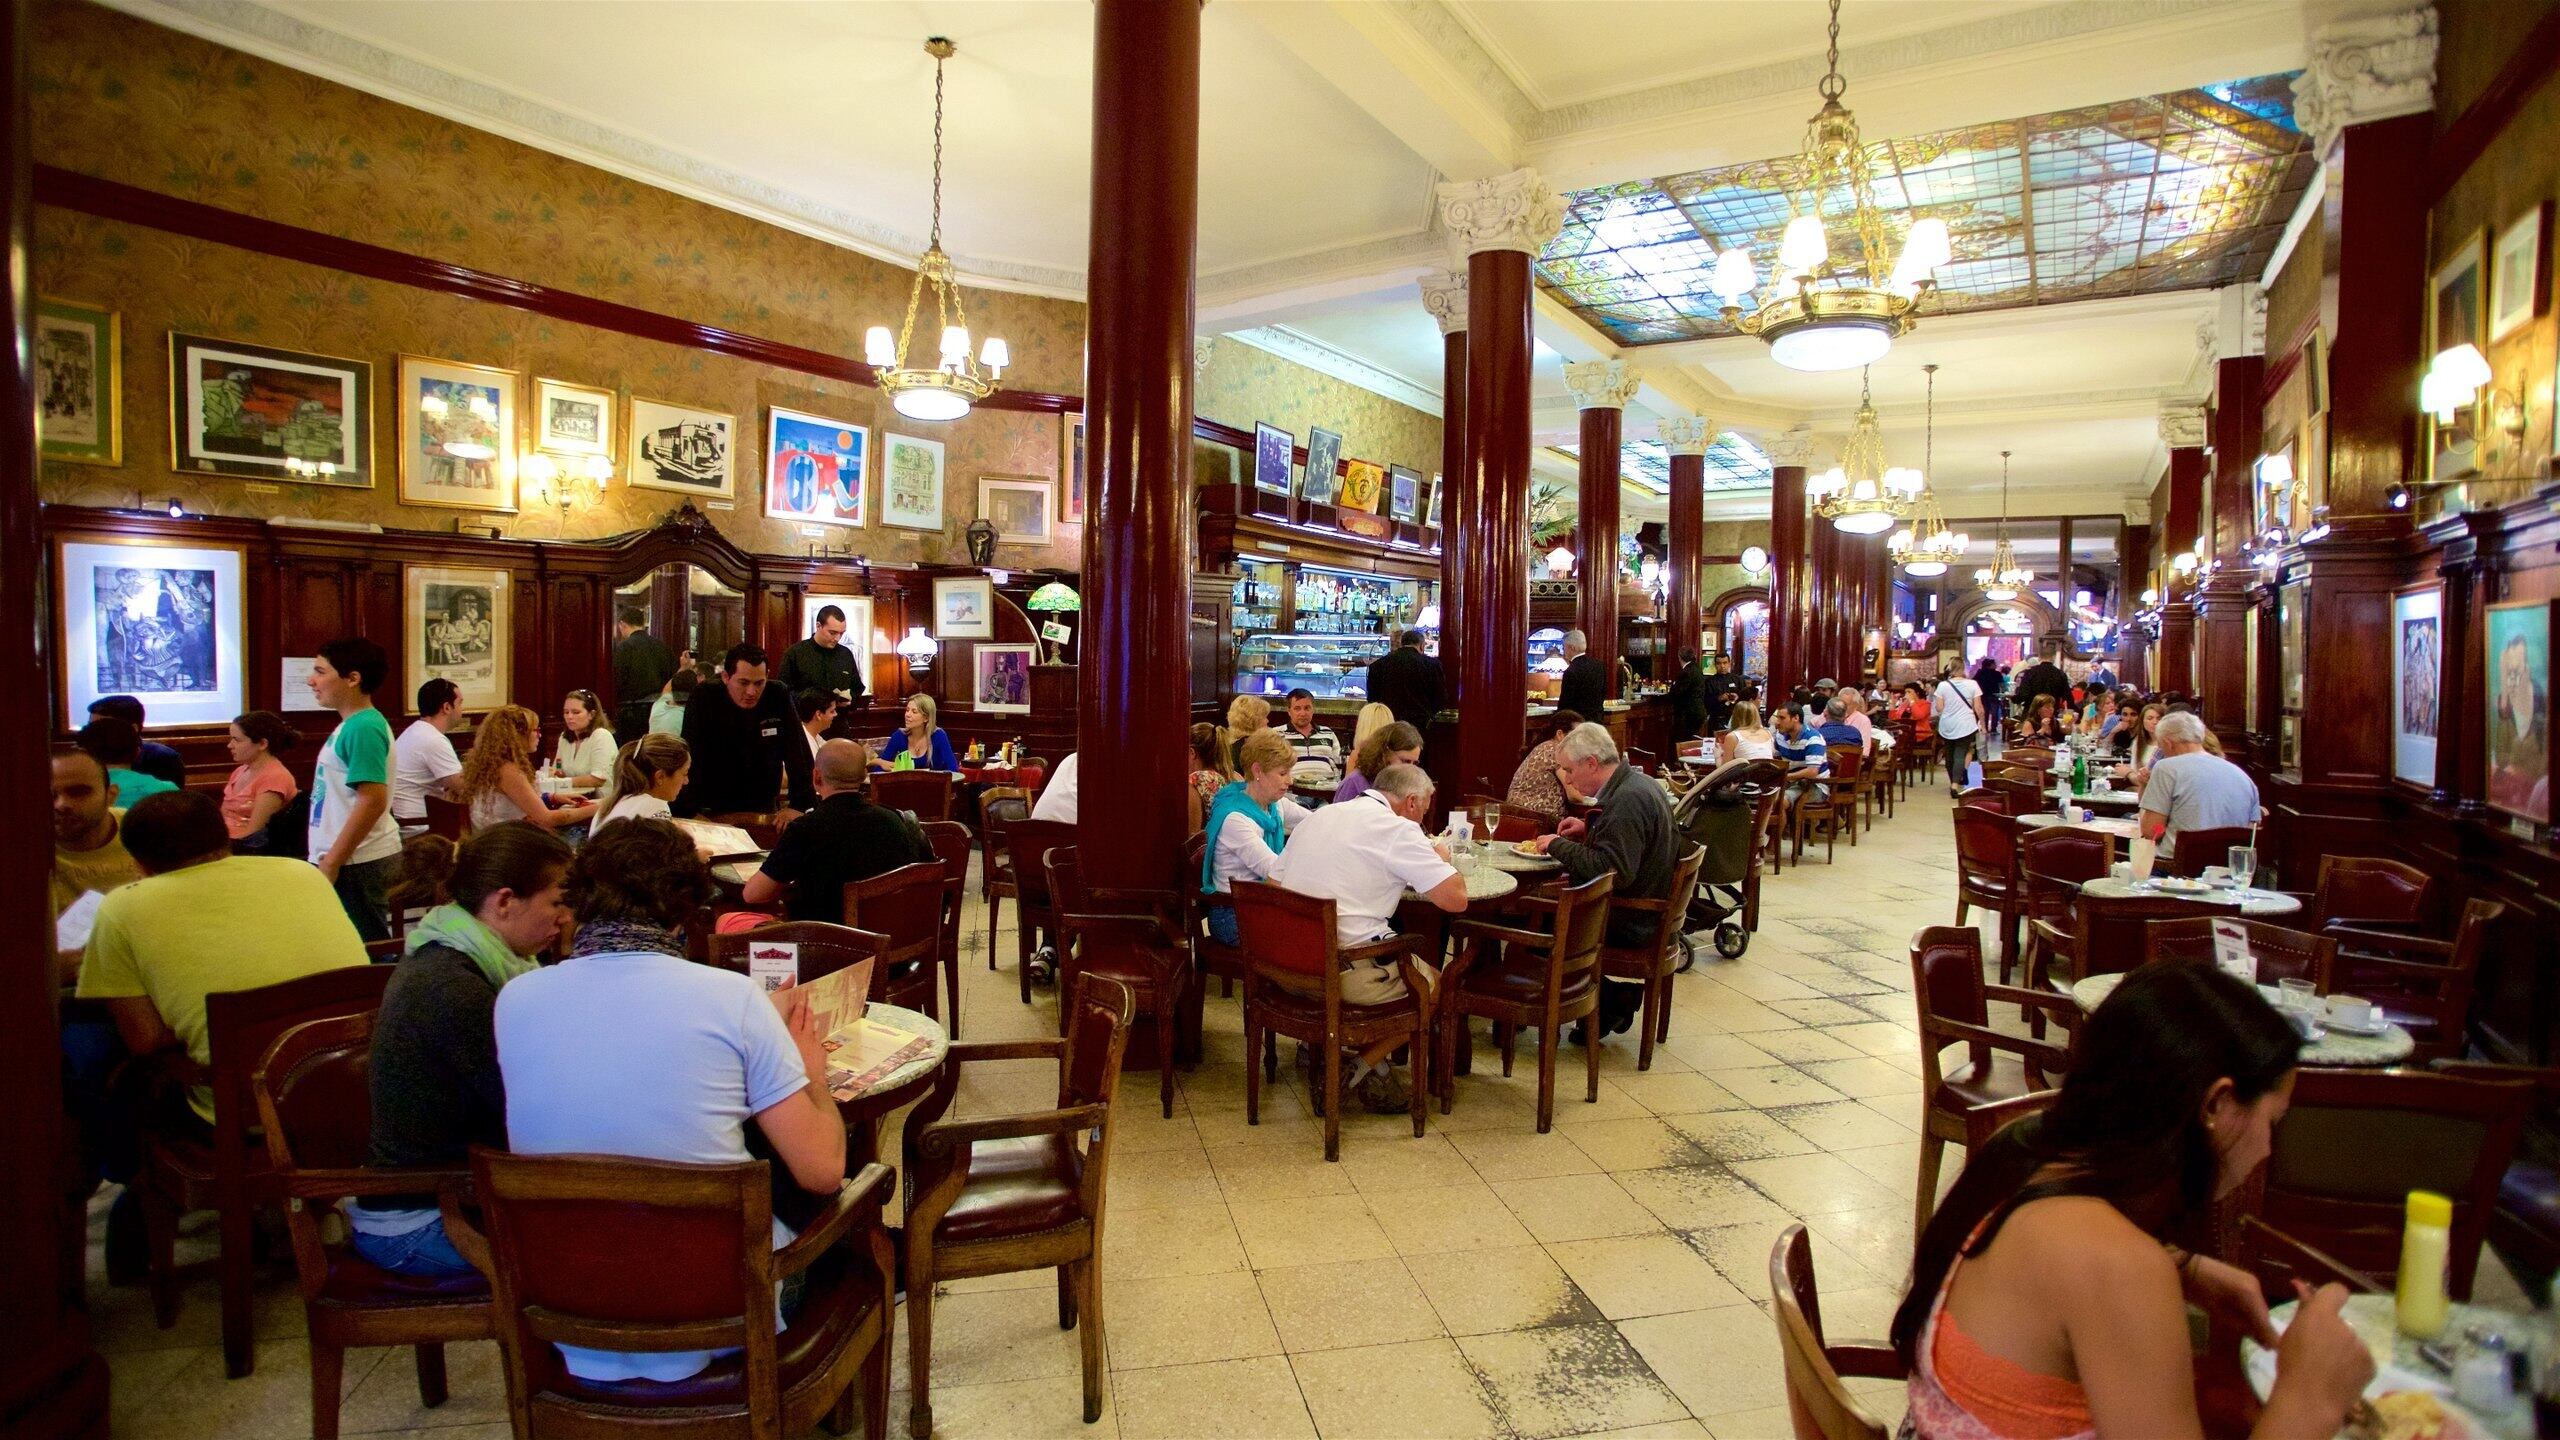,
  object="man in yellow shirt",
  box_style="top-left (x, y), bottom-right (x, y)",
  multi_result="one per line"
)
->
top-left (52, 749), bottom-right (140, 984)
top-left (56, 747), bottom-right (148, 1279)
